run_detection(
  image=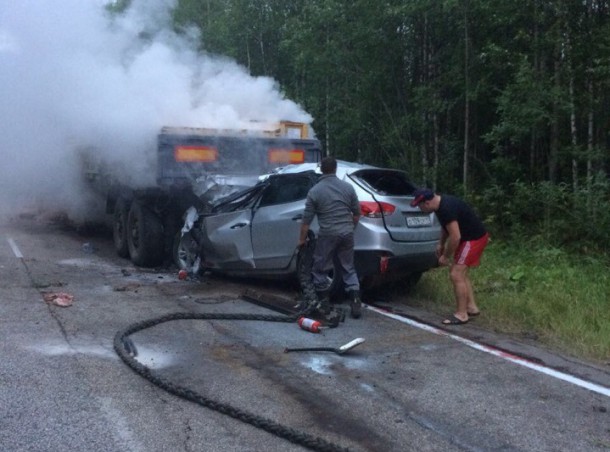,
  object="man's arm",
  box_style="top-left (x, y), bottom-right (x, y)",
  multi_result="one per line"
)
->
top-left (350, 190), bottom-right (361, 226)
top-left (436, 228), bottom-right (448, 258)
top-left (438, 220), bottom-right (461, 266)
top-left (298, 223), bottom-right (310, 247)
top-left (299, 193), bottom-right (315, 247)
